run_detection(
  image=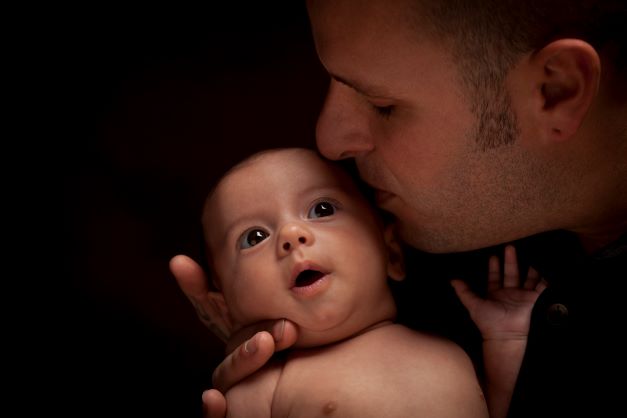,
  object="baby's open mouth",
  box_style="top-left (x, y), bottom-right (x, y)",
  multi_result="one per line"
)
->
top-left (294, 269), bottom-right (325, 287)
